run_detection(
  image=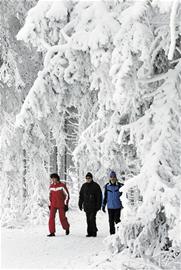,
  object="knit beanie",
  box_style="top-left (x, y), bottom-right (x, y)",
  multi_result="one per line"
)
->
top-left (86, 172), bottom-right (93, 178)
top-left (110, 171), bottom-right (117, 178)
